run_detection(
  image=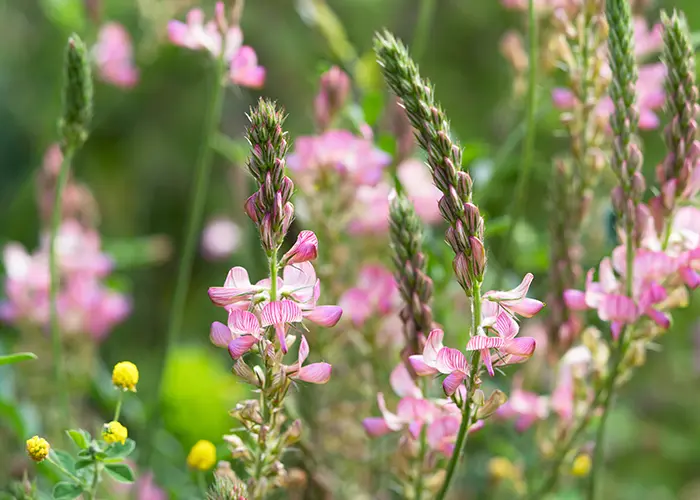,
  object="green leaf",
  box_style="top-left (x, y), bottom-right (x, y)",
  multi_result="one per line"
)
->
top-left (693, 31), bottom-right (700, 50)
top-left (0, 352), bottom-right (37, 365)
top-left (50, 450), bottom-right (75, 474)
top-left (361, 90), bottom-right (384, 127)
top-left (102, 236), bottom-right (171, 271)
top-left (104, 463), bottom-right (135, 484)
top-left (104, 439), bottom-right (135, 459)
top-left (65, 429), bottom-right (91, 450)
top-left (52, 482), bottom-right (83, 500)
top-left (75, 458), bottom-right (92, 470)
